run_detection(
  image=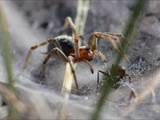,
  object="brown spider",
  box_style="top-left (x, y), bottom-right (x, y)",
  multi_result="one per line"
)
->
top-left (23, 17), bottom-right (125, 89)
